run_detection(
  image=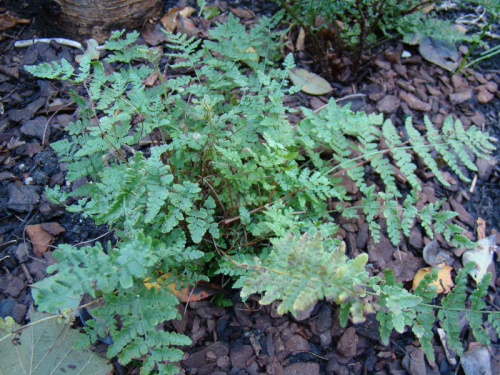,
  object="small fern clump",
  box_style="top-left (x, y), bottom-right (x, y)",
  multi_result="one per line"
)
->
top-left (23, 13), bottom-right (497, 373)
top-left (276, 0), bottom-right (475, 77)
